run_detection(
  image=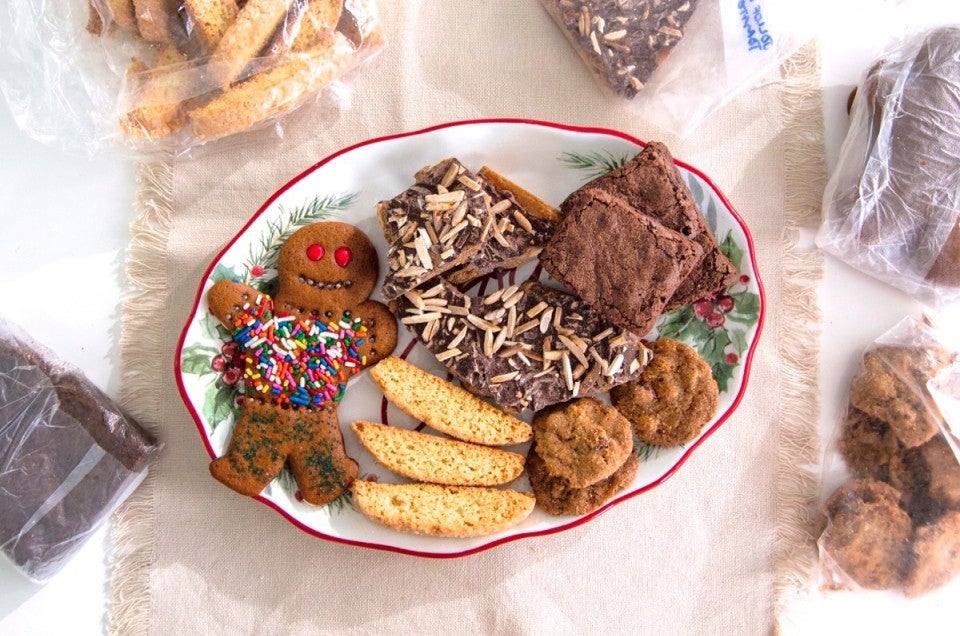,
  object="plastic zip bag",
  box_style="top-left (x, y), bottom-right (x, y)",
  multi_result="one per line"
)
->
top-left (0, 0), bottom-right (384, 157)
top-left (818, 316), bottom-right (960, 597)
top-left (817, 27), bottom-right (960, 307)
top-left (539, 0), bottom-right (825, 137)
top-left (0, 317), bottom-right (160, 582)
